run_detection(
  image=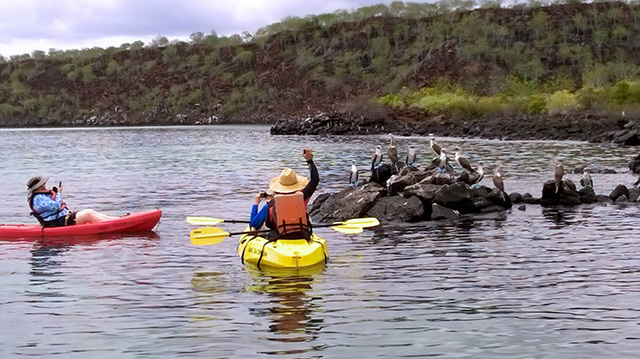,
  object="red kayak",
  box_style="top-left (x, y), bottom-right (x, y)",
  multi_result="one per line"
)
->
top-left (0, 209), bottom-right (161, 240)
